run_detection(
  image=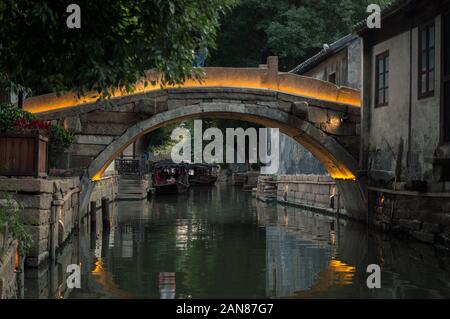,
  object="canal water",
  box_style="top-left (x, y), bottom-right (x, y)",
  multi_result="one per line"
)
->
top-left (24, 184), bottom-right (450, 299)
